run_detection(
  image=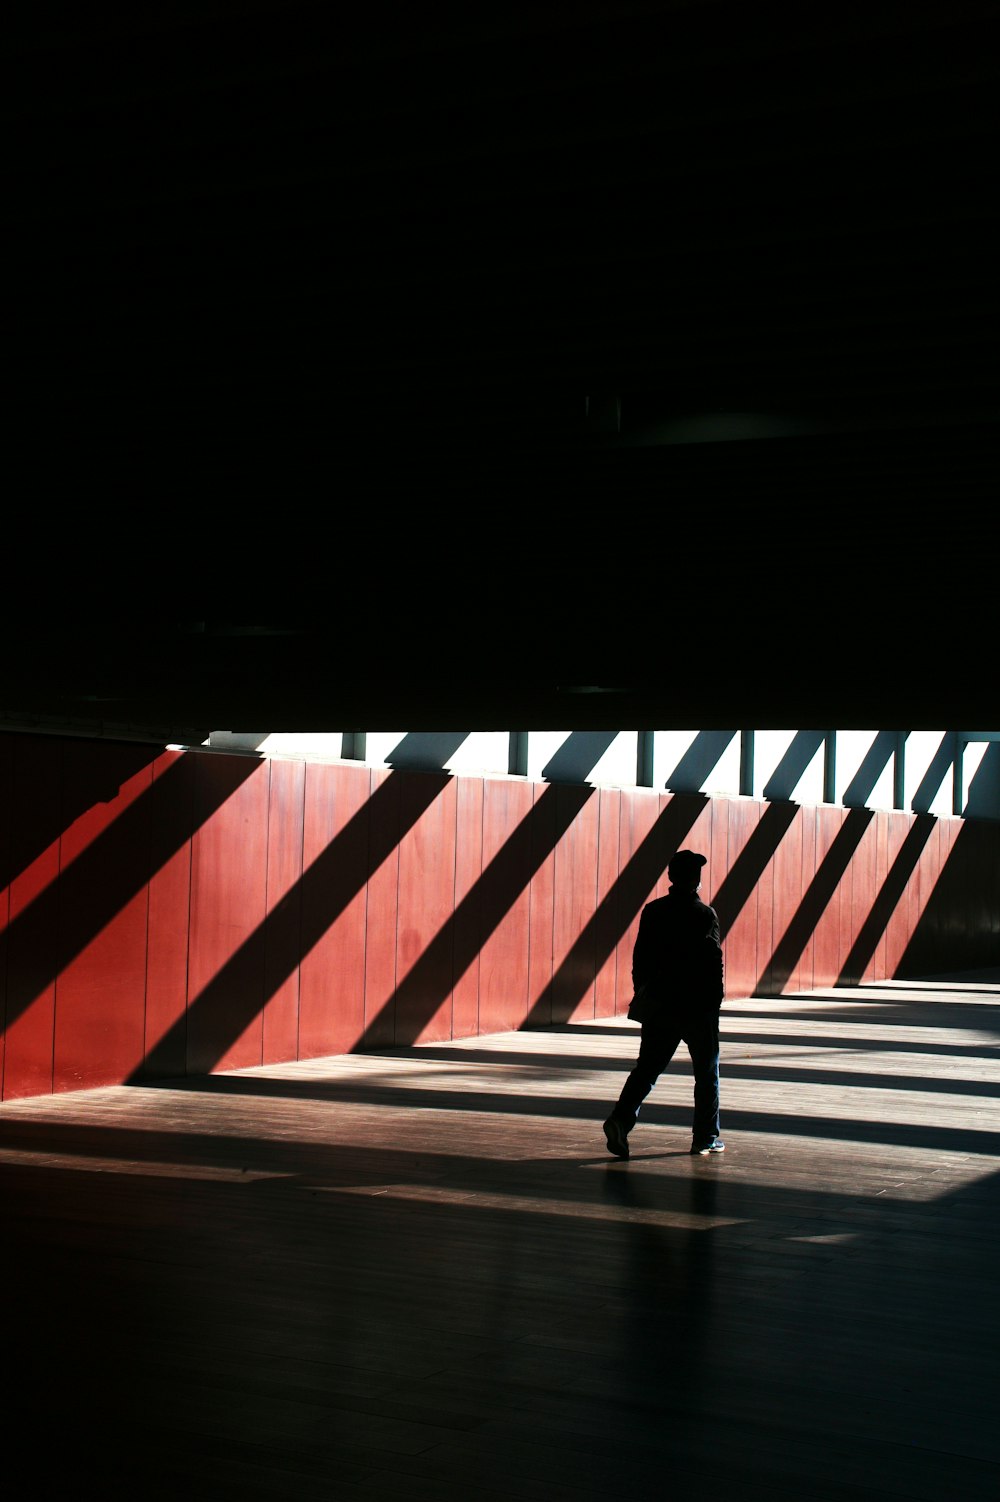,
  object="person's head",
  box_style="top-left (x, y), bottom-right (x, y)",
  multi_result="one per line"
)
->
top-left (668, 848), bottom-right (707, 892)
